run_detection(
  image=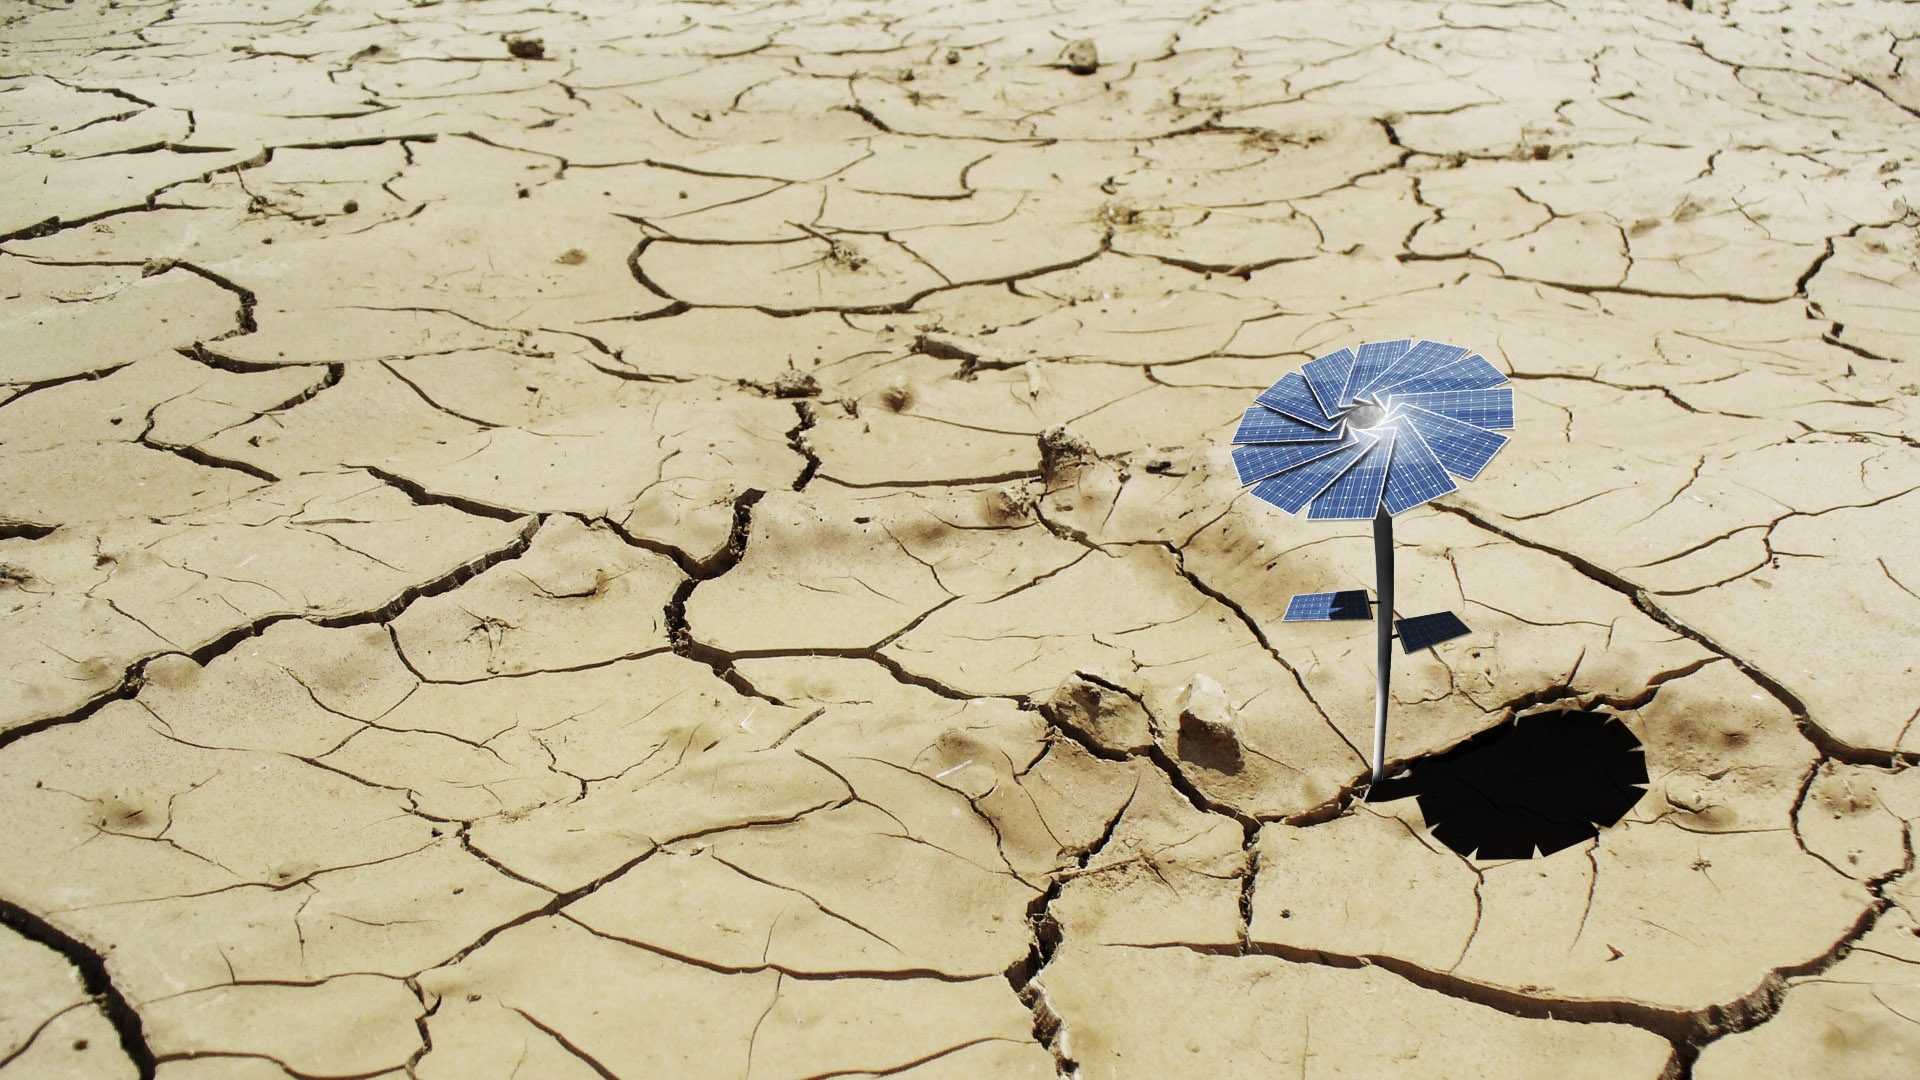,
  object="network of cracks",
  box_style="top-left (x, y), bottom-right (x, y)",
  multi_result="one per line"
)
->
top-left (4, 0), bottom-right (1920, 1078)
